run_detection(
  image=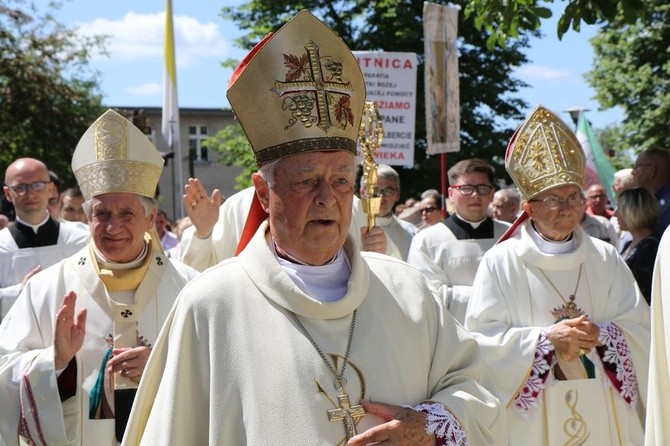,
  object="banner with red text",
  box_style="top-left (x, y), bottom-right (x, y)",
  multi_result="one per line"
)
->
top-left (354, 51), bottom-right (417, 167)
